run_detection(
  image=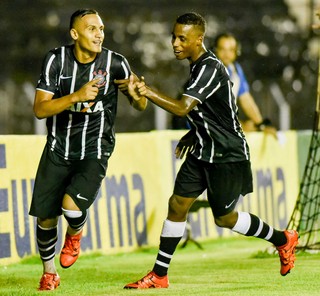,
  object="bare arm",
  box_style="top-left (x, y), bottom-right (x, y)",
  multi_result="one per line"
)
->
top-left (143, 85), bottom-right (198, 117)
top-left (123, 74), bottom-right (198, 116)
top-left (34, 78), bottom-right (101, 119)
top-left (238, 91), bottom-right (278, 138)
top-left (127, 92), bottom-right (148, 111)
top-left (238, 92), bottom-right (263, 125)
